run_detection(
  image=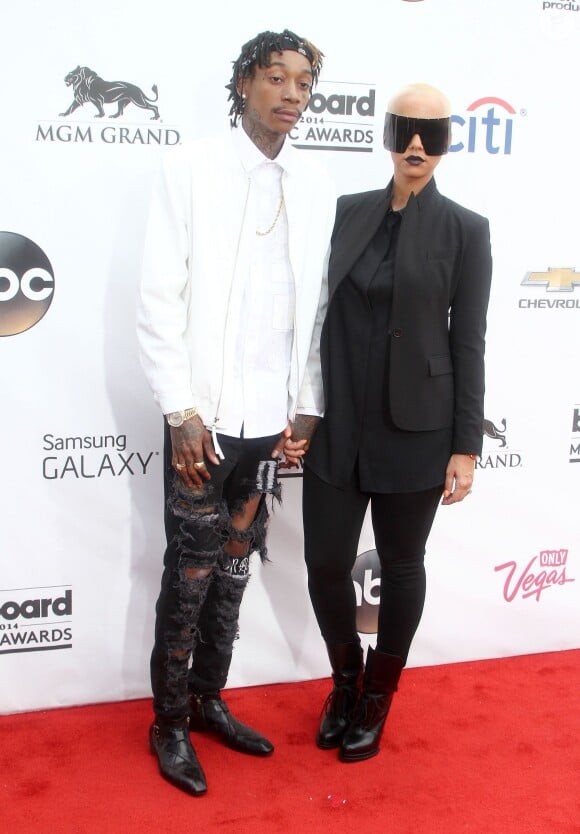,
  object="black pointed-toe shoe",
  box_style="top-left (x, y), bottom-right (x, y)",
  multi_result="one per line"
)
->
top-left (189, 693), bottom-right (274, 756)
top-left (149, 719), bottom-right (208, 796)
